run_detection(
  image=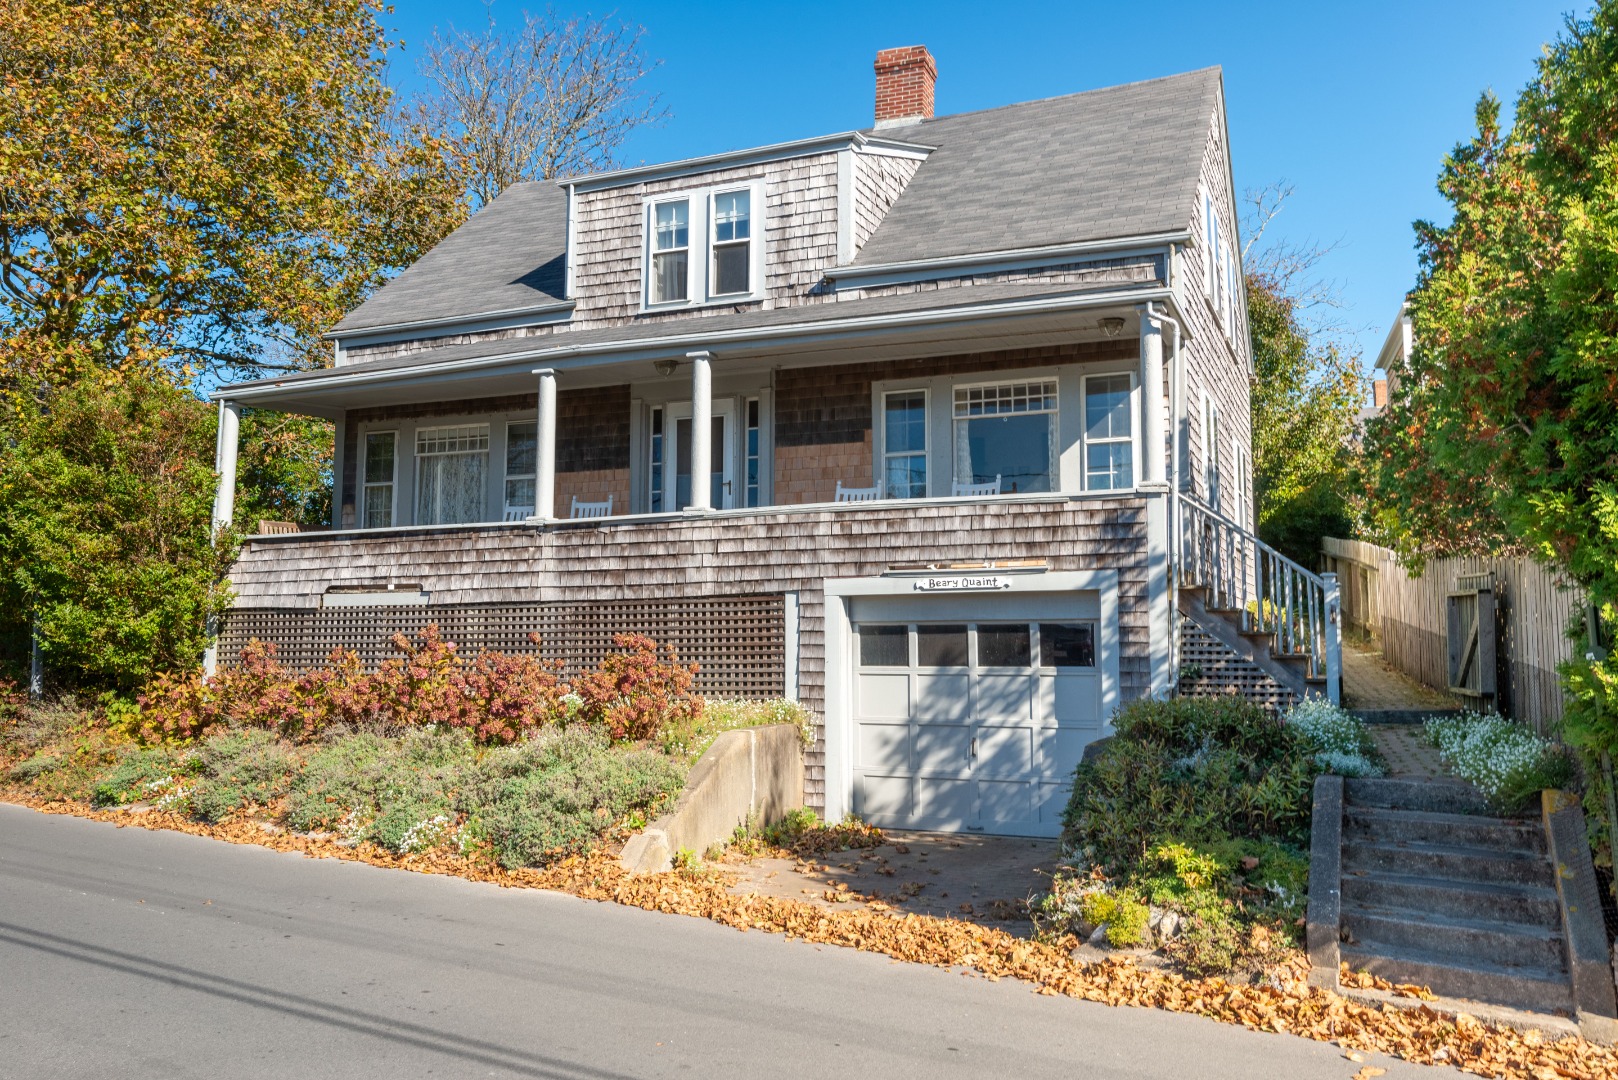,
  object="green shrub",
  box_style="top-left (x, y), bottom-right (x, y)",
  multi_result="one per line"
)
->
top-left (1078, 891), bottom-right (1150, 948)
top-left (8, 751), bottom-right (61, 782)
top-left (284, 728), bottom-right (478, 845)
top-left (90, 745), bottom-right (197, 807)
top-left (1063, 697), bottom-right (1317, 872)
top-left (466, 727), bottom-right (684, 867)
top-left (188, 730), bottom-right (297, 822)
